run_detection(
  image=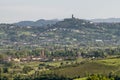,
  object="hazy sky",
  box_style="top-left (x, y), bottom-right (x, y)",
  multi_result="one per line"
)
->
top-left (0, 0), bottom-right (120, 23)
